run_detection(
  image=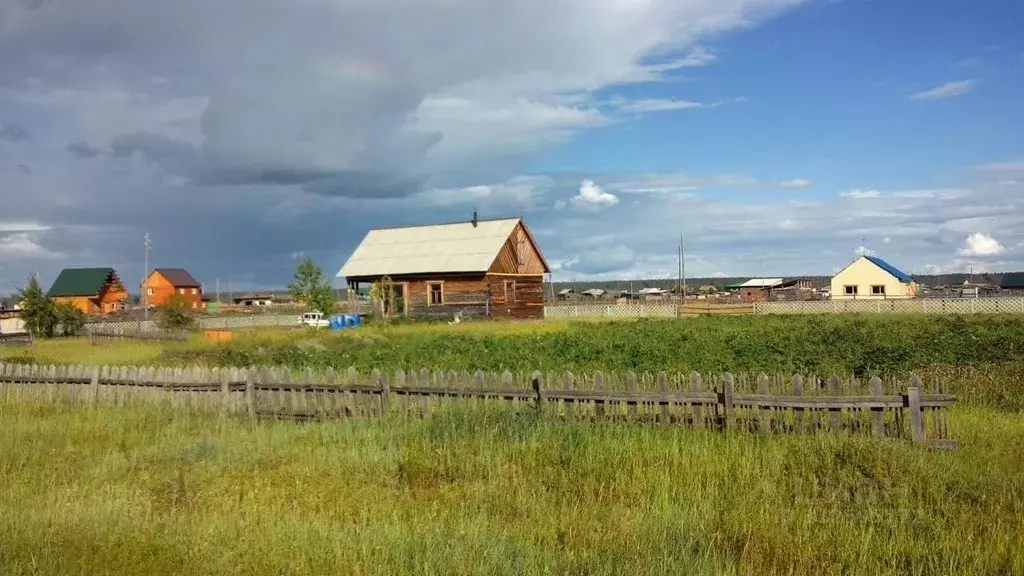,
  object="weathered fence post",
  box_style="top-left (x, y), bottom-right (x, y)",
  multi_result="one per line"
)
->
top-left (244, 368), bottom-right (255, 420)
top-left (563, 371), bottom-right (576, 420)
top-left (395, 369), bottom-right (407, 418)
top-left (868, 376), bottom-right (885, 438)
top-left (757, 373), bottom-right (771, 434)
top-left (907, 376), bottom-right (924, 444)
top-left (532, 371), bottom-right (545, 412)
top-left (625, 371), bottom-right (637, 421)
top-left (689, 372), bottom-right (704, 429)
top-left (220, 368), bottom-right (231, 416)
top-left (657, 372), bottom-right (669, 424)
top-left (90, 367), bottom-right (100, 405)
top-left (376, 369), bottom-right (390, 415)
top-left (721, 373), bottom-right (734, 430)
top-left (594, 371), bottom-right (605, 418)
top-left (827, 375), bottom-right (843, 433)
top-left (791, 374), bottom-right (805, 434)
